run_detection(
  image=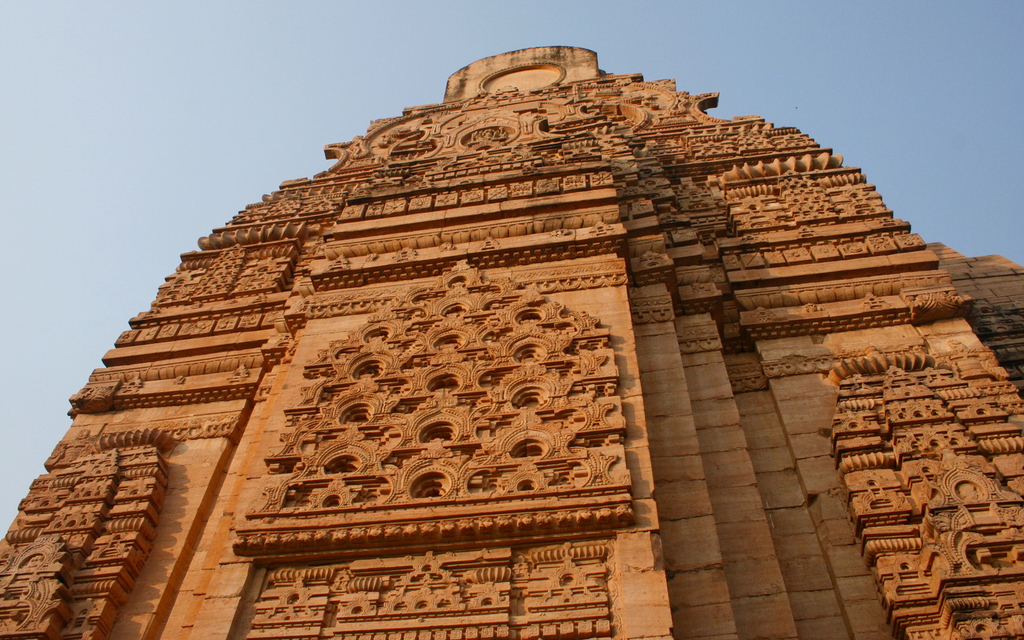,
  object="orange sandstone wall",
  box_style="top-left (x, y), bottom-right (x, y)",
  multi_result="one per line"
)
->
top-left (3, 47), bottom-right (1023, 640)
